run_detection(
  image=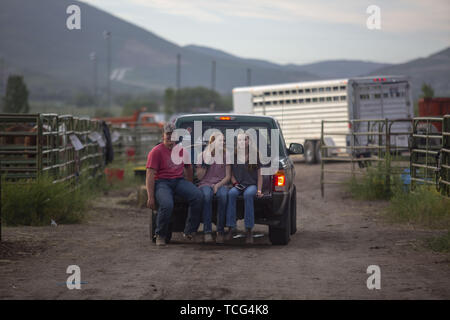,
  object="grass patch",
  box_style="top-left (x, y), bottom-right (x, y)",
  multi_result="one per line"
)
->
top-left (0, 160), bottom-right (142, 226)
top-left (1, 175), bottom-right (91, 226)
top-left (385, 185), bottom-right (450, 229)
top-left (346, 162), bottom-right (401, 200)
top-left (426, 232), bottom-right (450, 253)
